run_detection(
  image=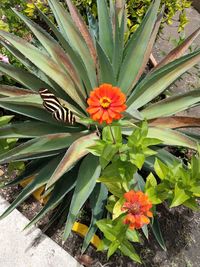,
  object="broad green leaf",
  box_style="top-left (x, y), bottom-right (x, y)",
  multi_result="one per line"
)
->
top-left (36, 6), bottom-right (93, 94)
top-left (0, 85), bottom-right (34, 97)
top-left (108, 240), bottom-right (120, 258)
top-left (82, 183), bottom-right (108, 253)
top-left (0, 132), bottom-right (88, 164)
top-left (141, 89), bottom-right (200, 120)
top-left (170, 184), bottom-right (190, 208)
top-left (0, 155), bottom-right (62, 220)
top-left (120, 240), bottom-right (141, 263)
top-left (2, 158), bottom-right (49, 188)
top-left (127, 49), bottom-right (200, 109)
top-left (0, 62), bottom-right (48, 92)
top-left (147, 127), bottom-right (197, 149)
top-left (13, 9), bottom-right (85, 102)
top-left (46, 132), bottom-right (99, 189)
top-left (97, 0), bottom-right (113, 60)
top-left (0, 115), bottom-right (13, 127)
top-left (154, 159), bottom-right (169, 180)
top-left (118, 0), bottom-right (161, 93)
top-left (113, 197), bottom-right (125, 219)
top-left (96, 42), bottom-right (116, 85)
top-left (24, 167), bottom-right (77, 230)
top-left (102, 126), bottom-right (122, 143)
top-left (0, 30), bottom-right (83, 110)
top-left (0, 101), bottom-right (61, 125)
top-left (63, 154), bottom-right (101, 240)
top-left (48, 0), bottom-right (97, 89)
top-left (0, 121), bottom-right (83, 139)
top-left (149, 116), bottom-right (200, 129)
top-left (151, 216), bottom-right (166, 251)
top-left (126, 229), bottom-right (140, 243)
top-left (66, 0), bottom-right (97, 67)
